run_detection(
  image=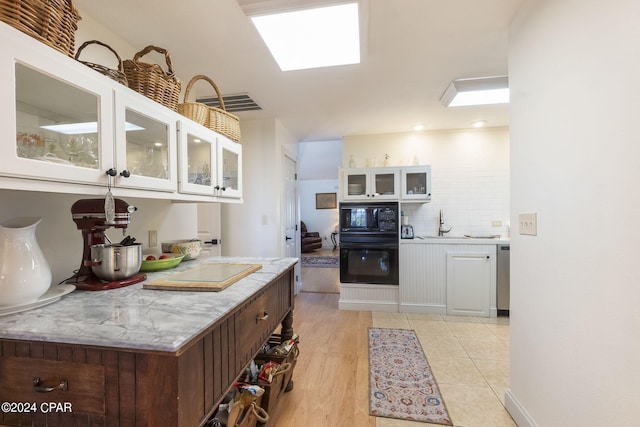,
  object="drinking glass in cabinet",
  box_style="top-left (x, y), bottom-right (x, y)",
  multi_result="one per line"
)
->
top-left (222, 147), bottom-right (239, 190)
top-left (187, 133), bottom-right (212, 186)
top-left (125, 109), bottom-right (169, 179)
top-left (15, 63), bottom-right (100, 168)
